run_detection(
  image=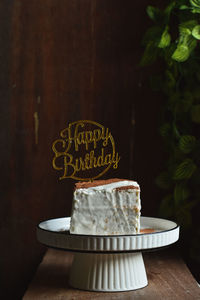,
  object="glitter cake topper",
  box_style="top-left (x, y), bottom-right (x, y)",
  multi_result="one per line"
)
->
top-left (52, 120), bottom-right (120, 181)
